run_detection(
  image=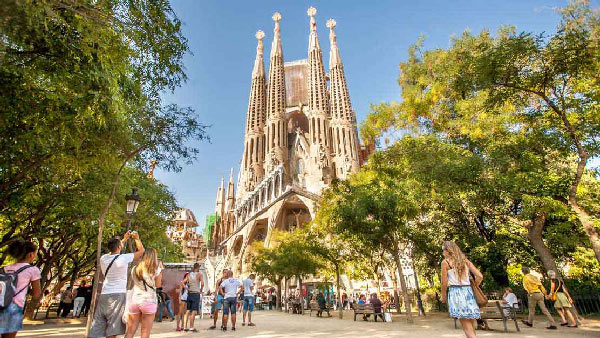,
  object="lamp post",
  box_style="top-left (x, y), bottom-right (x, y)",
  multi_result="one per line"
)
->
top-left (125, 188), bottom-right (141, 251)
